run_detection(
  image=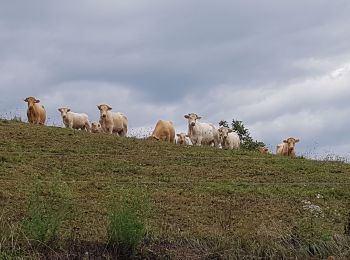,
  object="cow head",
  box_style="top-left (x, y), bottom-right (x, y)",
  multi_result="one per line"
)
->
top-left (91, 122), bottom-right (102, 133)
top-left (97, 104), bottom-right (112, 119)
top-left (184, 113), bottom-right (202, 127)
top-left (58, 108), bottom-right (71, 119)
top-left (218, 127), bottom-right (232, 140)
top-left (283, 137), bottom-right (300, 155)
top-left (176, 133), bottom-right (189, 144)
top-left (24, 96), bottom-right (40, 109)
top-left (258, 147), bottom-right (269, 154)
